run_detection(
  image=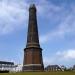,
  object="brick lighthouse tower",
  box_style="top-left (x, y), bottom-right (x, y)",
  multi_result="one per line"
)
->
top-left (23, 4), bottom-right (44, 71)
